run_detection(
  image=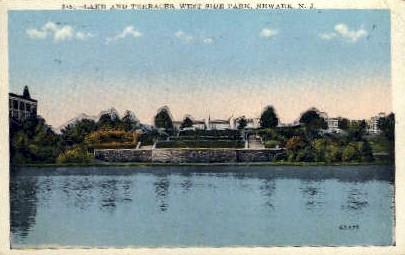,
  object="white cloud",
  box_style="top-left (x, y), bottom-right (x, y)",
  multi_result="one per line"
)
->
top-left (75, 31), bottom-right (94, 40)
top-left (106, 26), bottom-right (142, 44)
top-left (26, 28), bottom-right (47, 39)
top-left (53, 25), bottom-right (74, 42)
top-left (319, 23), bottom-right (368, 42)
top-left (203, 38), bottom-right (214, 44)
top-left (259, 28), bottom-right (278, 38)
top-left (175, 30), bottom-right (193, 43)
top-left (26, 21), bottom-right (93, 42)
top-left (319, 32), bottom-right (337, 40)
